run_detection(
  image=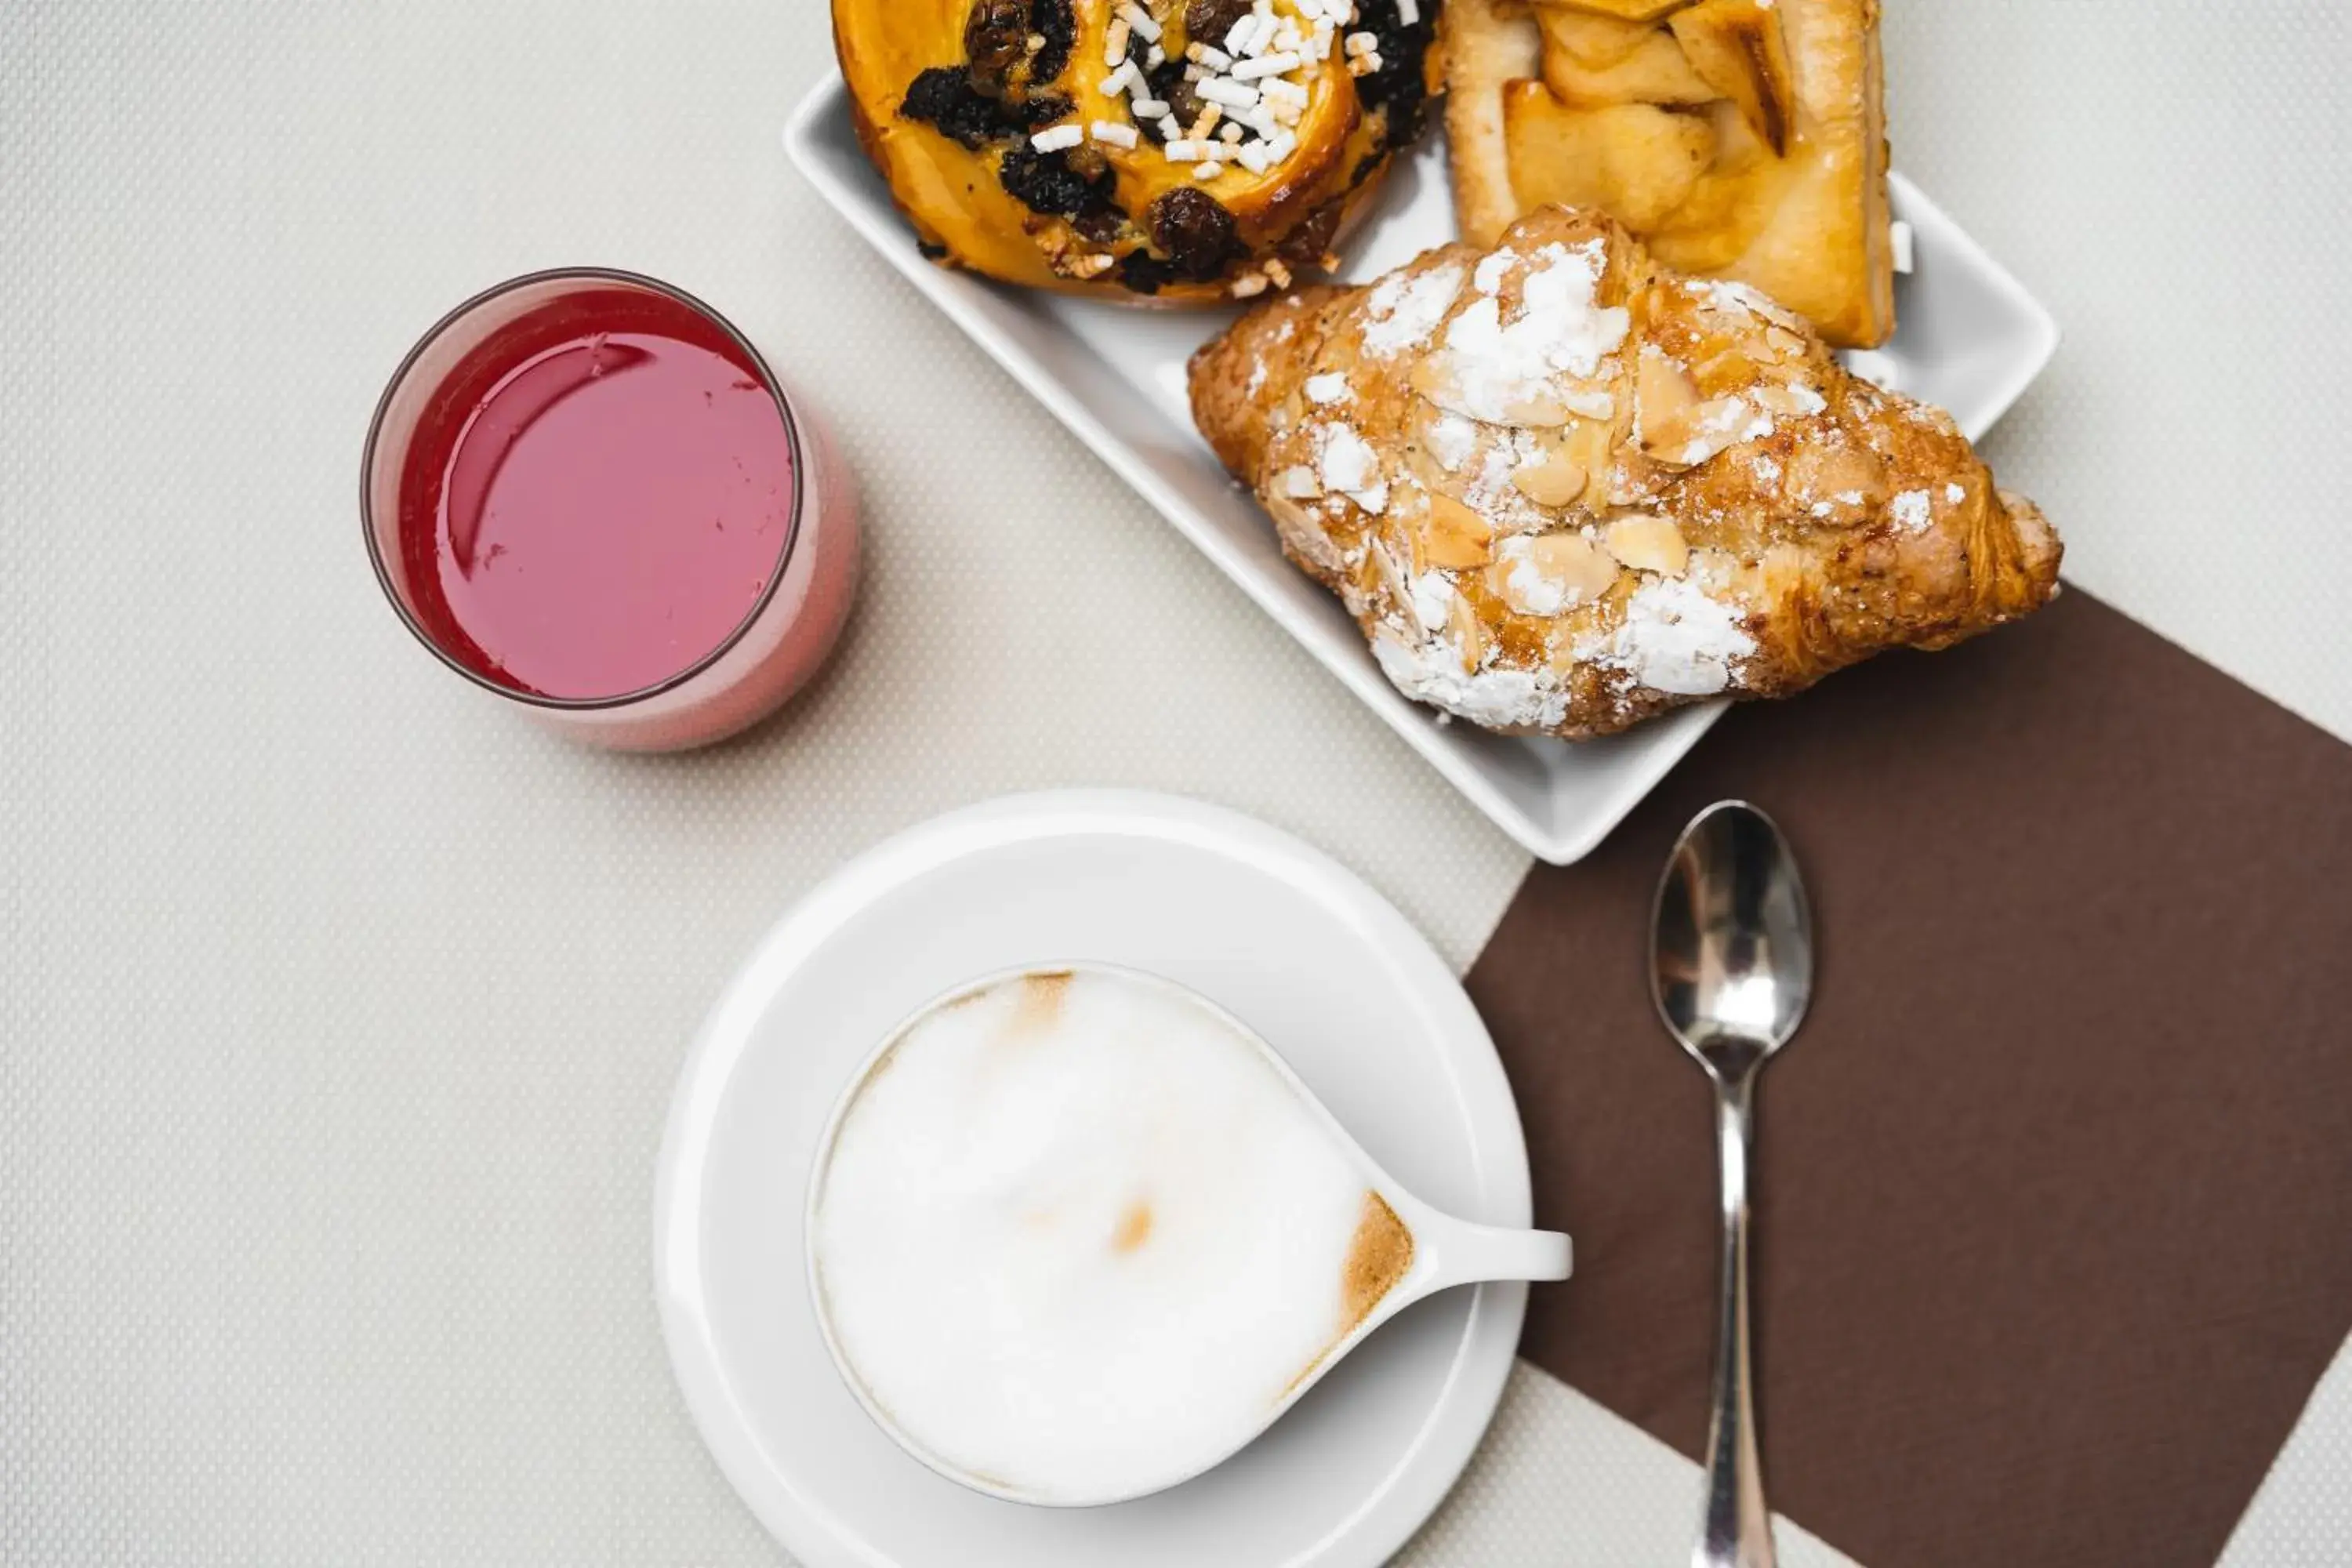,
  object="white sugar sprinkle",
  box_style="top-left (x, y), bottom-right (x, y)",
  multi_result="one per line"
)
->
top-left (1428, 412), bottom-right (1479, 470)
top-left (1314, 424), bottom-right (1388, 514)
top-left (1305, 372), bottom-right (1351, 405)
top-left (1232, 50), bottom-right (1301, 79)
top-left (1363, 263), bottom-right (1465, 356)
top-left (1601, 578), bottom-right (1755, 696)
top-left (1373, 636), bottom-right (1572, 732)
top-left (1432, 242), bottom-right (1629, 425)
